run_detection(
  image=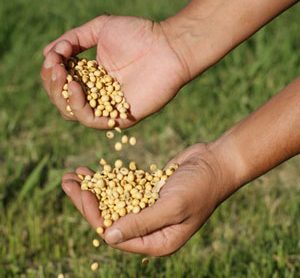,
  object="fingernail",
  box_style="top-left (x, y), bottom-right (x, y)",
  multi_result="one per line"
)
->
top-left (55, 41), bottom-right (66, 55)
top-left (105, 229), bottom-right (123, 244)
